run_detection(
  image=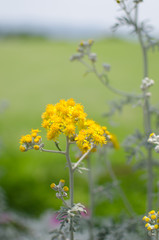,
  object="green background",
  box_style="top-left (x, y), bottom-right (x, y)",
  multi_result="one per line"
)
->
top-left (0, 37), bottom-right (159, 217)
